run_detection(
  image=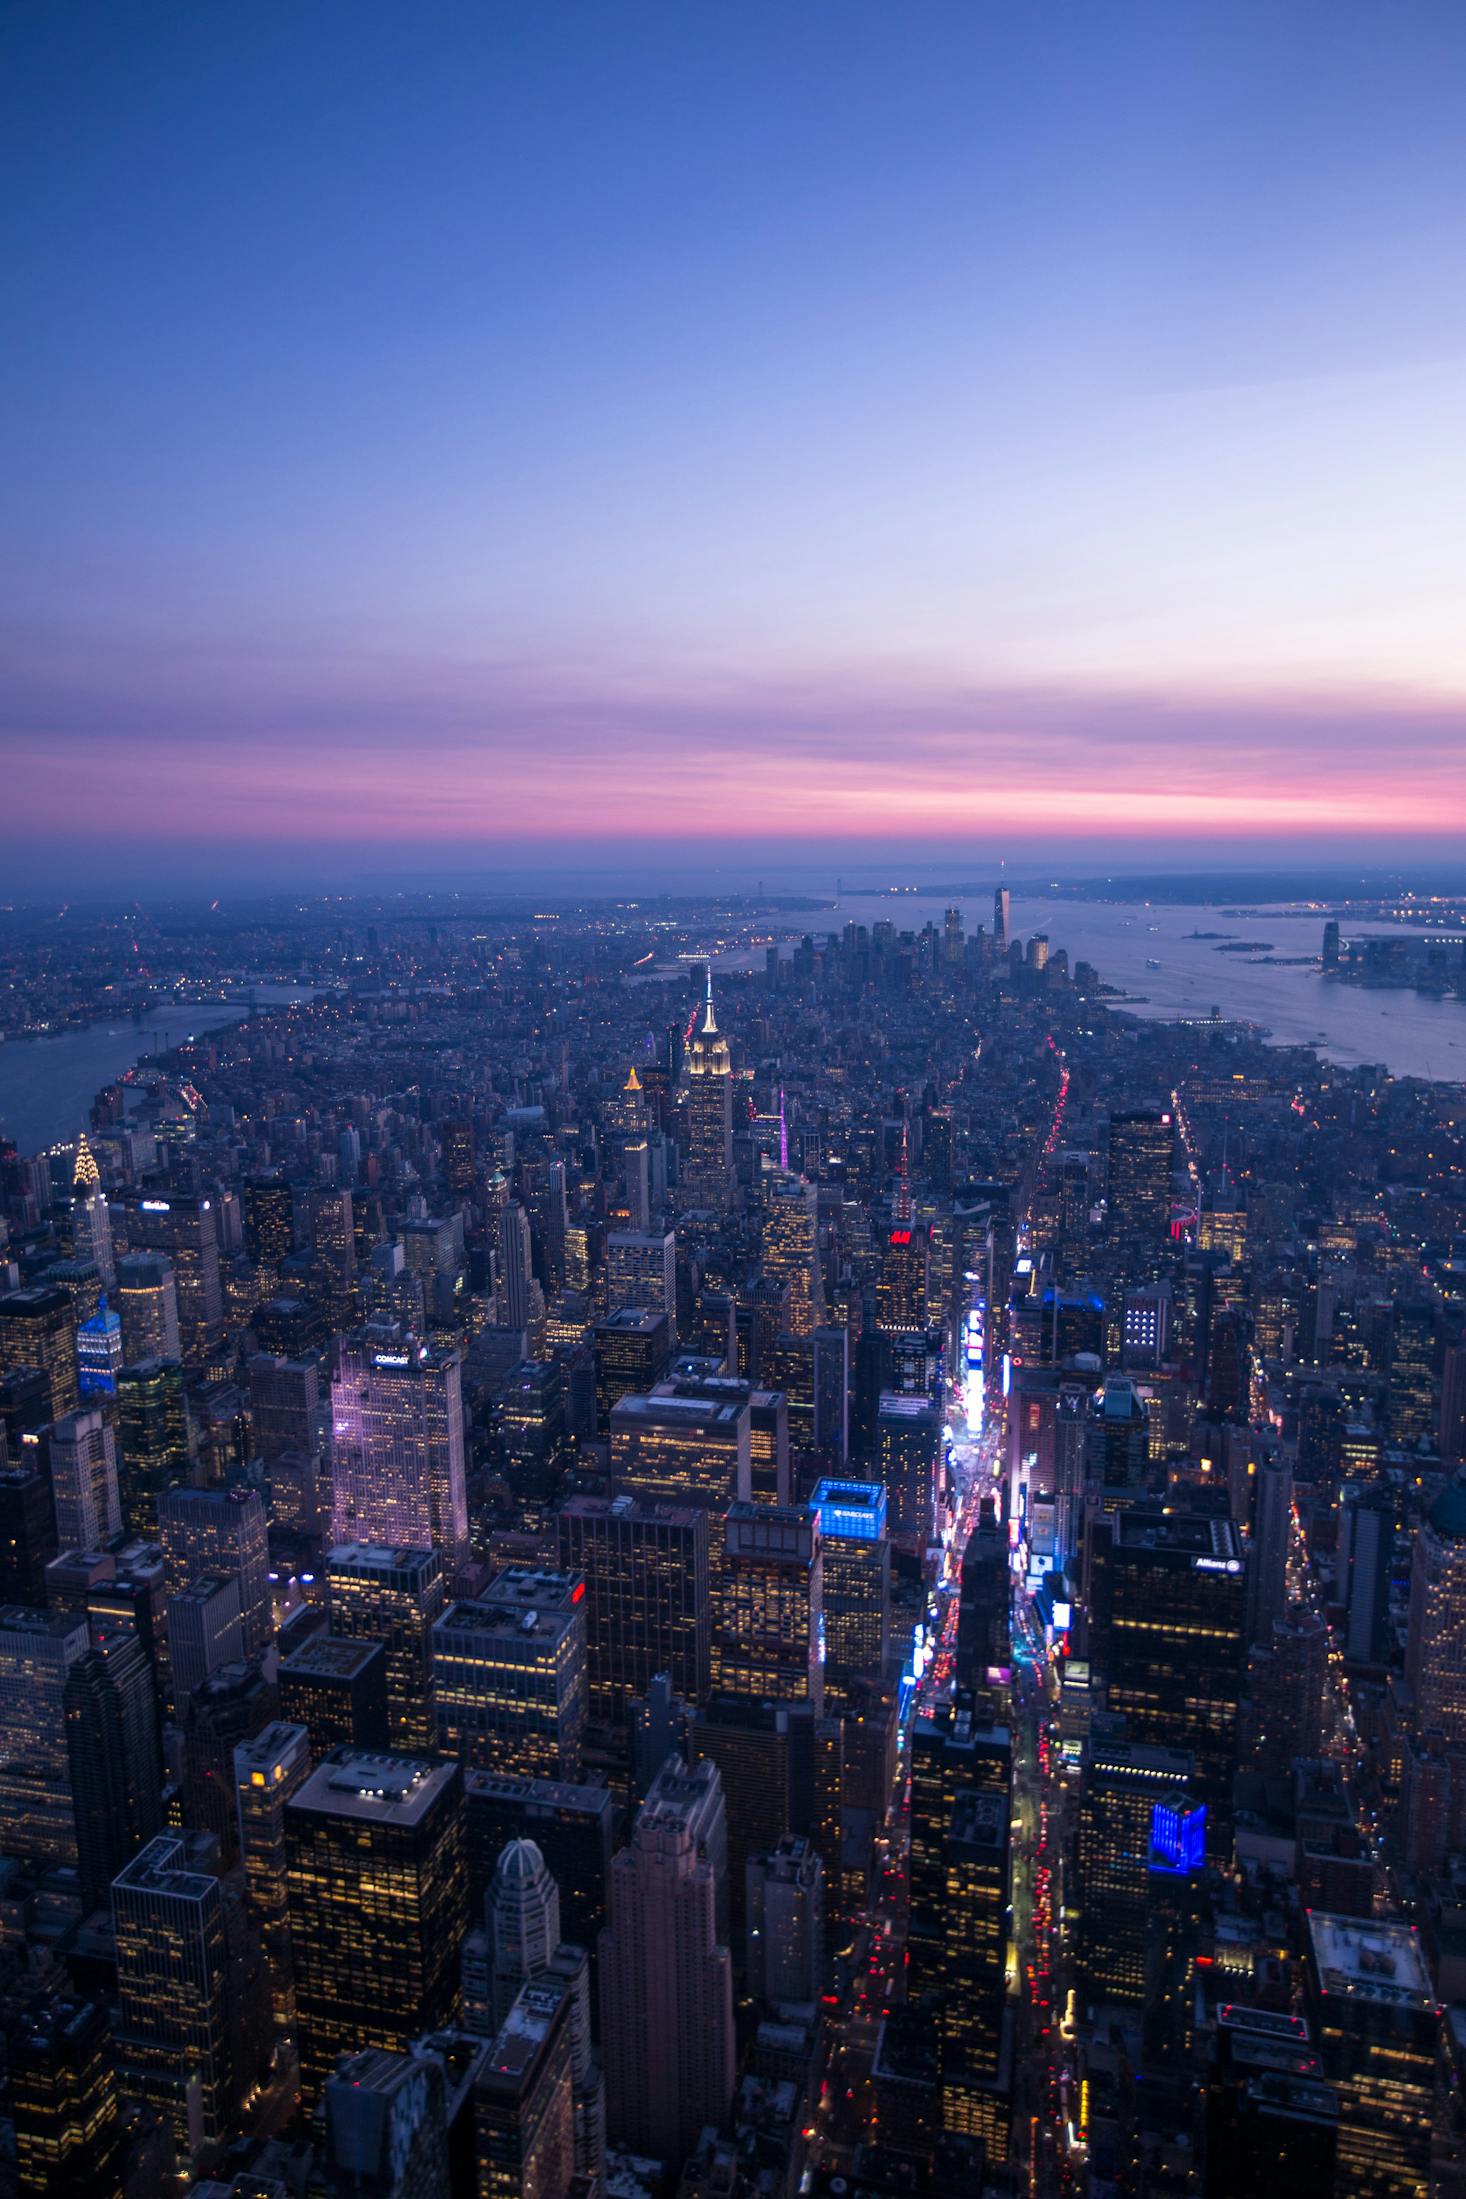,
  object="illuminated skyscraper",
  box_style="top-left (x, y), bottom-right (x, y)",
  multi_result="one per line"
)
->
top-left (8, 1993), bottom-right (122, 2199)
top-left (278, 1633), bottom-right (390, 1759)
top-left (117, 1193), bottom-right (223, 1361)
top-left (70, 1134), bottom-right (115, 1291)
top-left (1405, 1475), bottom-right (1466, 1745)
top-left (0, 1605), bottom-right (90, 1872)
top-left (557, 1494), bottom-right (710, 1718)
top-left (327, 1543), bottom-right (445, 1752)
top-left (112, 1833), bottom-right (240, 2161)
top-left (599, 1755), bottom-right (735, 2163)
top-left (432, 1571), bottom-right (587, 1780)
top-left (605, 1229), bottom-right (677, 1330)
top-left (159, 1482), bottom-right (272, 1656)
top-left (285, 1748), bottom-right (466, 2105)
top-left (241, 1174), bottom-right (295, 1272)
top-left (45, 1407), bottom-right (122, 1552)
top-left (993, 883), bottom-right (1010, 954)
top-left (876, 1392), bottom-right (941, 1551)
top-left (711, 1501), bottom-right (823, 1712)
top-left (593, 1307), bottom-right (672, 1429)
top-left (876, 1224), bottom-right (929, 1335)
top-left (234, 1720), bottom-right (312, 2033)
top-left (610, 1390), bottom-right (751, 1522)
top-left (762, 1174), bottom-right (821, 1337)
top-left (330, 1328), bottom-right (468, 1560)
top-left (939, 1788), bottom-right (1011, 2144)
top-left (812, 1479), bottom-right (890, 1705)
top-left (114, 1358), bottom-right (188, 1536)
top-left (0, 1287), bottom-right (79, 1421)
top-left (683, 976), bottom-right (734, 1213)
top-left (1087, 1511), bottom-right (1246, 1850)
top-left (1106, 1109), bottom-right (1176, 1251)
top-left (1304, 1911), bottom-right (1439, 2199)
top-left (113, 1254), bottom-right (181, 1365)
top-left (1076, 1733), bottom-right (1197, 2002)
top-left (75, 1298), bottom-right (123, 1398)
